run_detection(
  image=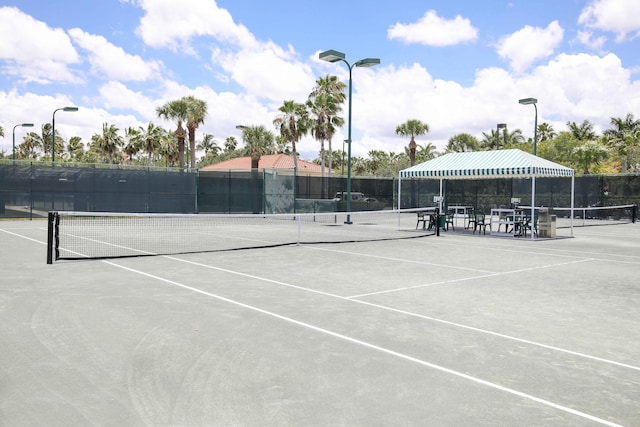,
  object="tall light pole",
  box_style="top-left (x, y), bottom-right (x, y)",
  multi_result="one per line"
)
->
top-left (52, 106), bottom-right (78, 165)
top-left (518, 98), bottom-right (538, 156)
top-left (319, 49), bottom-right (379, 224)
top-left (496, 123), bottom-right (506, 150)
top-left (12, 123), bottom-right (34, 161)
